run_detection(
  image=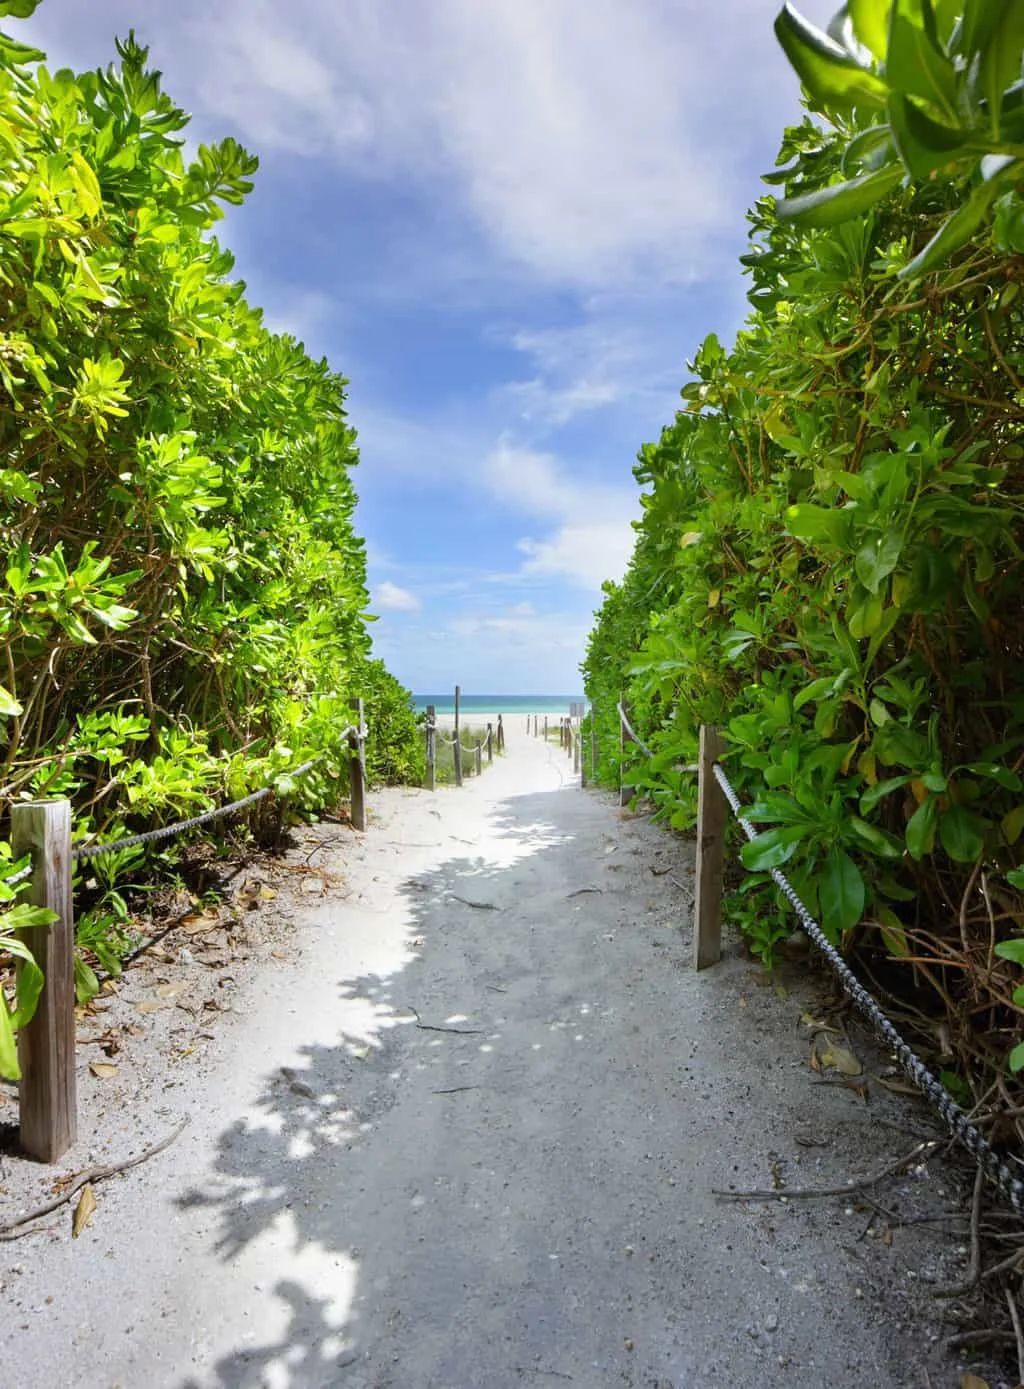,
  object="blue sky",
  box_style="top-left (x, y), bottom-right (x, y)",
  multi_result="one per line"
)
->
top-left (20, 0), bottom-right (832, 695)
